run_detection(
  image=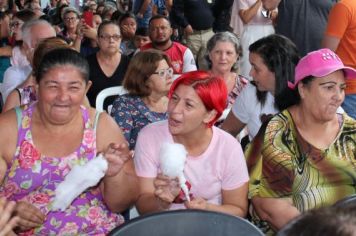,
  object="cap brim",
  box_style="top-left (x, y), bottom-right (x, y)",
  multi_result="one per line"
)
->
top-left (344, 67), bottom-right (356, 80)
